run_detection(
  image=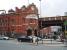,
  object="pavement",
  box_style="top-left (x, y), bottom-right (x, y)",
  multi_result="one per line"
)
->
top-left (0, 40), bottom-right (67, 50)
top-left (38, 39), bottom-right (63, 44)
top-left (9, 39), bottom-right (67, 47)
top-left (25, 39), bottom-right (67, 46)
